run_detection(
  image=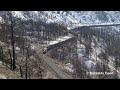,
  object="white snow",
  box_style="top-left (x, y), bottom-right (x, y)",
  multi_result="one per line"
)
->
top-left (0, 41), bottom-right (5, 46)
top-left (16, 46), bottom-right (20, 51)
top-left (64, 63), bottom-right (74, 73)
top-left (66, 63), bottom-right (73, 68)
top-left (12, 11), bottom-right (27, 20)
top-left (0, 61), bottom-right (2, 64)
top-left (0, 17), bottom-right (2, 20)
top-left (0, 16), bottom-right (4, 23)
top-left (31, 45), bottom-right (36, 50)
top-left (7, 11), bottom-right (120, 30)
top-left (0, 74), bottom-right (6, 79)
top-left (85, 60), bottom-right (96, 69)
top-left (48, 35), bottom-right (72, 46)
top-left (64, 66), bottom-right (74, 73)
top-left (49, 41), bottom-right (58, 45)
